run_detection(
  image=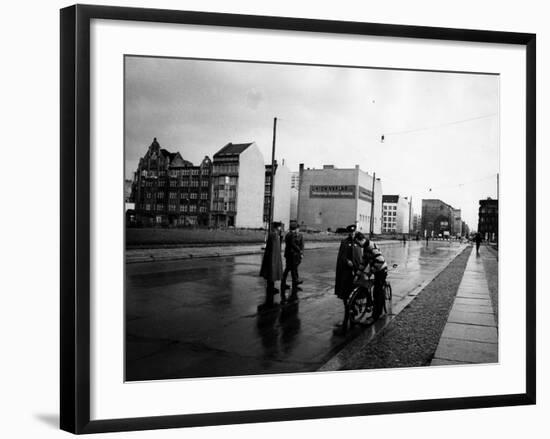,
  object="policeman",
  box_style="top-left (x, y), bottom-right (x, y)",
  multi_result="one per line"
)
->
top-left (281, 221), bottom-right (304, 303)
top-left (334, 224), bottom-right (363, 334)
